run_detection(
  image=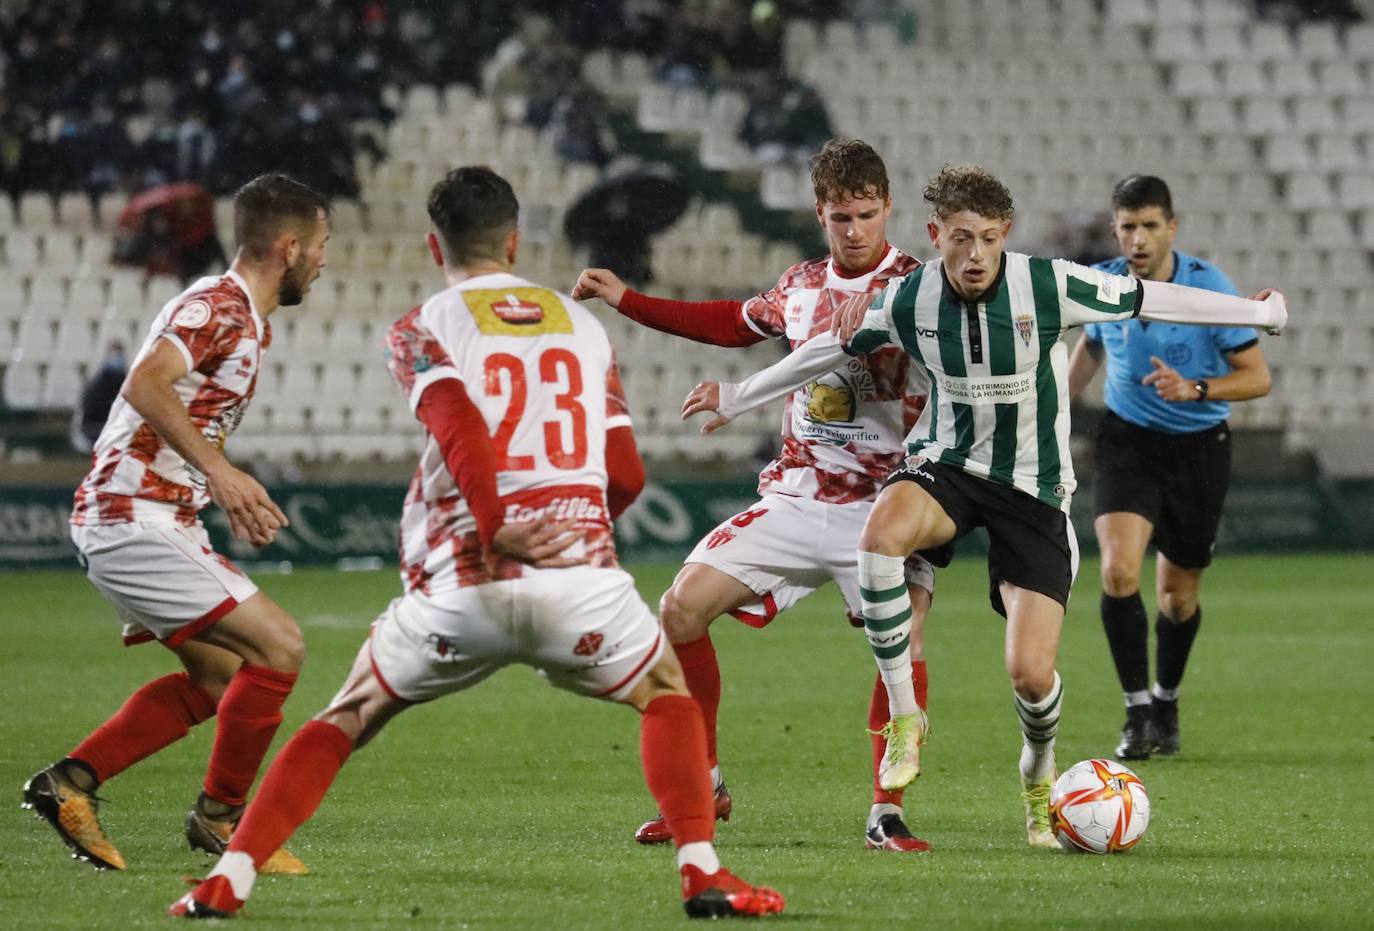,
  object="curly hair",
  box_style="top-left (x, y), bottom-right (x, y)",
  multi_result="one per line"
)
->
top-left (810, 139), bottom-right (890, 204)
top-left (922, 163), bottom-right (1014, 222)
